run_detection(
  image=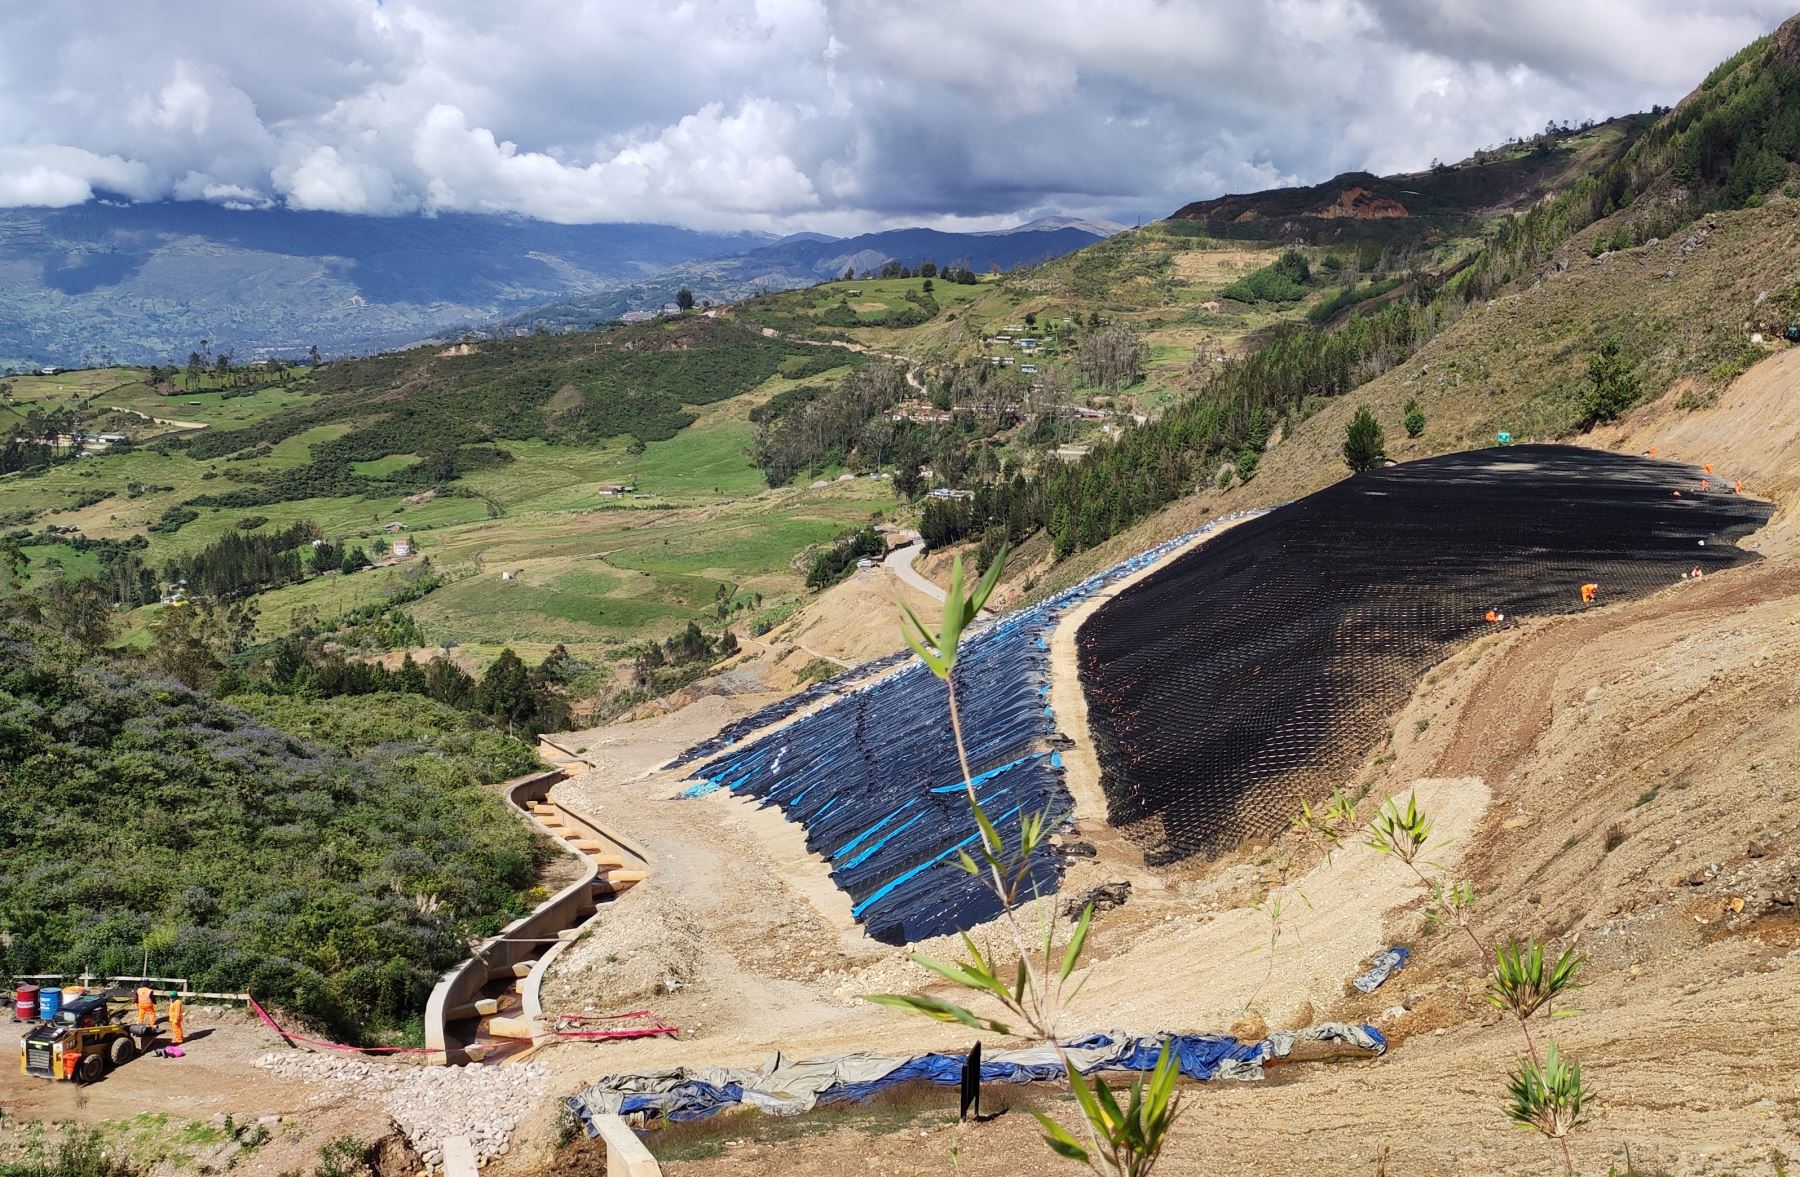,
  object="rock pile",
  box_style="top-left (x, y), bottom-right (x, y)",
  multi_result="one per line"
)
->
top-left (256, 1053), bottom-right (548, 1172)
